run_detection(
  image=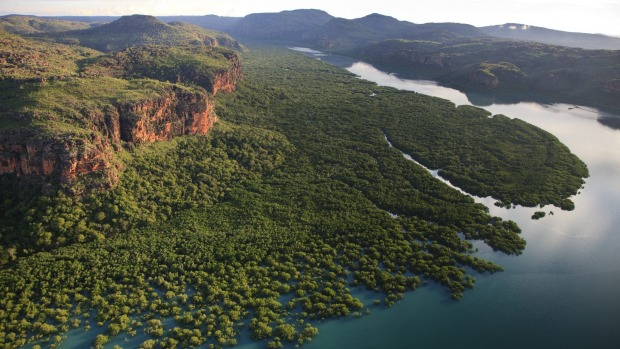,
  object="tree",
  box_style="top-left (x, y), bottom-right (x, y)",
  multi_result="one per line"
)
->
top-left (139, 339), bottom-right (157, 349)
top-left (274, 323), bottom-right (297, 342)
top-left (93, 334), bottom-right (109, 349)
